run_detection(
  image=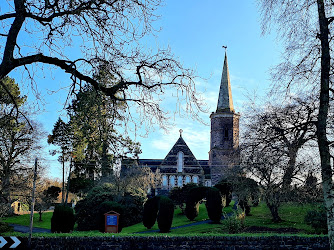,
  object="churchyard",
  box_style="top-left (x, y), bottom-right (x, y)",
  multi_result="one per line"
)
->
top-left (1, 0), bottom-right (334, 248)
top-left (0, 202), bottom-right (324, 236)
